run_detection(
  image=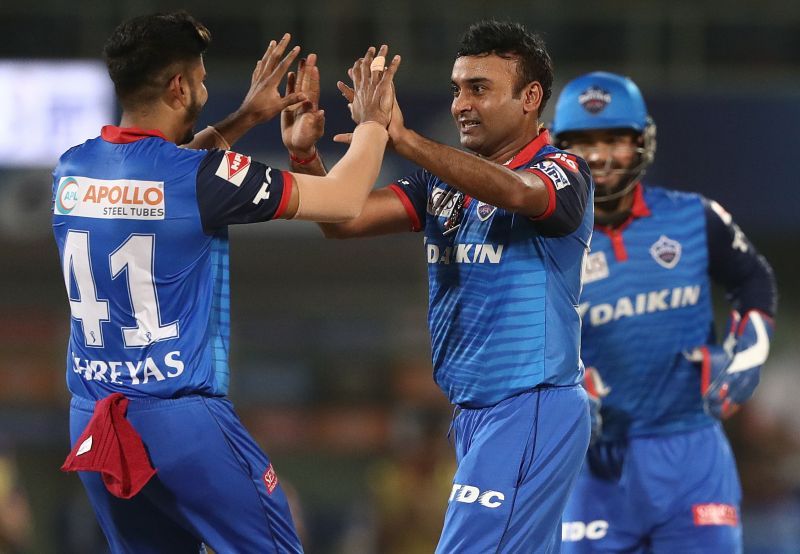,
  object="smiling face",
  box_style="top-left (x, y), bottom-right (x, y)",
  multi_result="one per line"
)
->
top-left (559, 129), bottom-right (641, 201)
top-left (450, 54), bottom-right (540, 159)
